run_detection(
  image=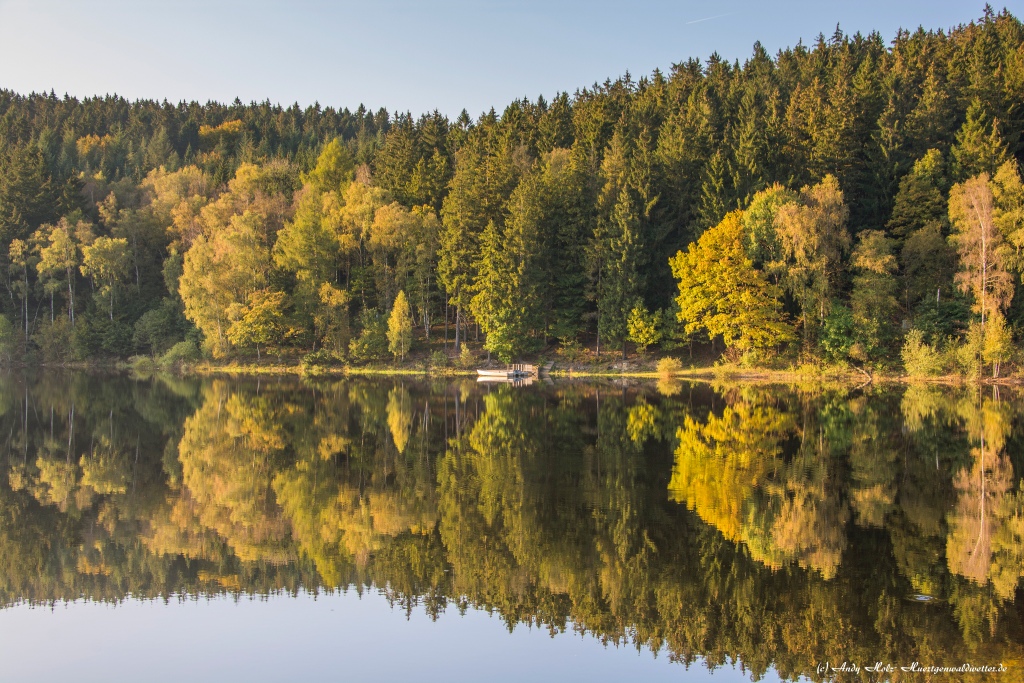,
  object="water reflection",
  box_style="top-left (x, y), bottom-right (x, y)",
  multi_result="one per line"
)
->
top-left (0, 373), bottom-right (1022, 680)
